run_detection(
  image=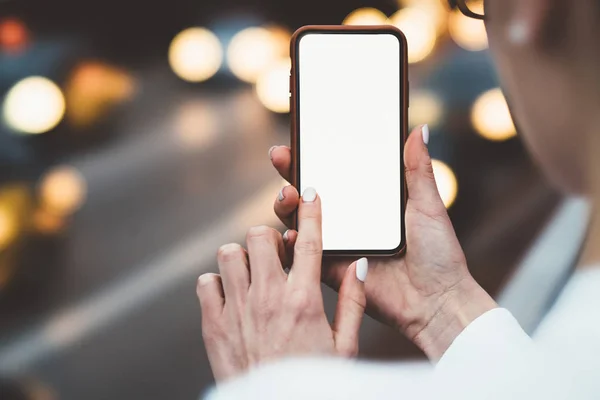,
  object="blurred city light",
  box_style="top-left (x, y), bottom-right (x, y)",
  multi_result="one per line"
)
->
top-left (32, 208), bottom-right (65, 234)
top-left (432, 159), bottom-right (458, 208)
top-left (0, 204), bottom-right (18, 250)
top-left (471, 88), bottom-right (517, 141)
top-left (0, 186), bottom-right (29, 251)
top-left (0, 18), bottom-right (29, 53)
top-left (169, 27), bottom-right (223, 82)
top-left (448, 1), bottom-right (487, 51)
top-left (255, 59), bottom-right (290, 113)
top-left (390, 8), bottom-right (437, 63)
top-left (342, 8), bottom-right (388, 25)
top-left (173, 100), bottom-right (218, 150)
top-left (65, 61), bottom-right (136, 128)
top-left (227, 27), bottom-right (279, 84)
top-left (409, 90), bottom-right (444, 129)
top-left (263, 25), bottom-right (292, 59)
top-left (39, 166), bottom-right (87, 216)
top-left (3, 77), bottom-right (66, 134)
top-left (396, 0), bottom-right (449, 35)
